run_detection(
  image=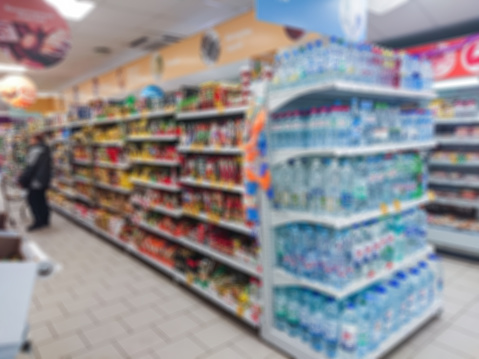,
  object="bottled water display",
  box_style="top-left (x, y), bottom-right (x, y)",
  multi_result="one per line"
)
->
top-left (273, 257), bottom-right (443, 358)
top-left (270, 102), bottom-right (434, 151)
top-left (272, 153), bottom-right (427, 215)
top-left (271, 38), bottom-right (434, 91)
top-left (274, 209), bottom-right (428, 289)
